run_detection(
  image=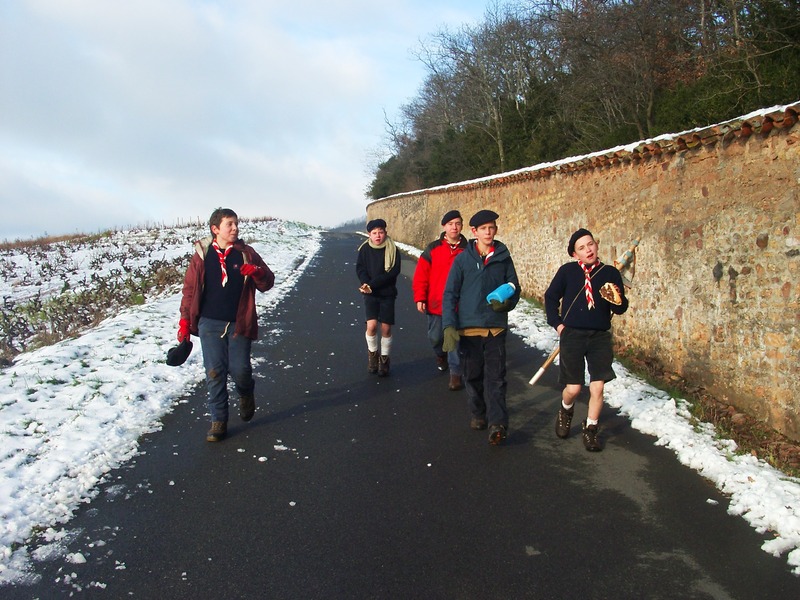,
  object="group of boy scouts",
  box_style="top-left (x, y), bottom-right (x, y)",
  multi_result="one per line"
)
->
top-left (175, 207), bottom-right (628, 452)
top-left (357, 209), bottom-right (628, 450)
